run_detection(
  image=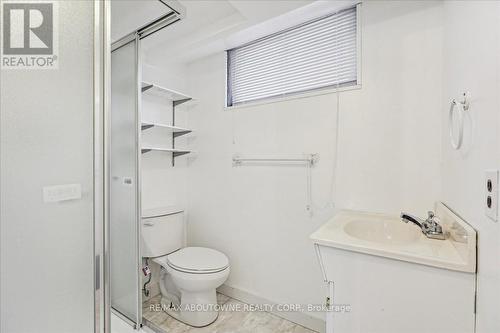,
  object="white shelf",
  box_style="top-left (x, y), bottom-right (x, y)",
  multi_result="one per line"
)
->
top-left (141, 82), bottom-right (192, 105)
top-left (141, 82), bottom-right (194, 166)
top-left (141, 122), bottom-right (192, 136)
top-left (141, 145), bottom-right (191, 157)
